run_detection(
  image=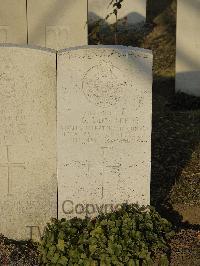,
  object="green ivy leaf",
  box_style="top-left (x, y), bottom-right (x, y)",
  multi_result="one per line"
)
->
top-left (89, 244), bottom-right (98, 255)
top-left (57, 239), bottom-right (65, 252)
top-left (160, 255), bottom-right (169, 266)
top-left (51, 252), bottom-right (60, 264)
top-left (57, 255), bottom-right (68, 265)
